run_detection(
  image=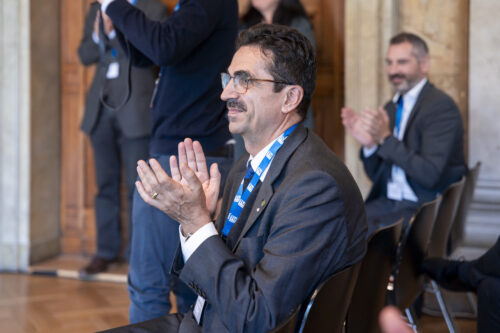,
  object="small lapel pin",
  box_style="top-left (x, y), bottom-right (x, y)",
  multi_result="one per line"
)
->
top-left (261, 200), bottom-right (266, 207)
